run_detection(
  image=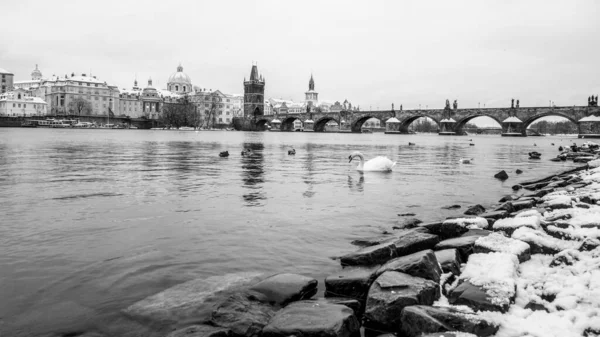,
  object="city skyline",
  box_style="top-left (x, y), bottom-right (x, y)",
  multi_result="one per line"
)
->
top-left (2, 0), bottom-right (599, 127)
